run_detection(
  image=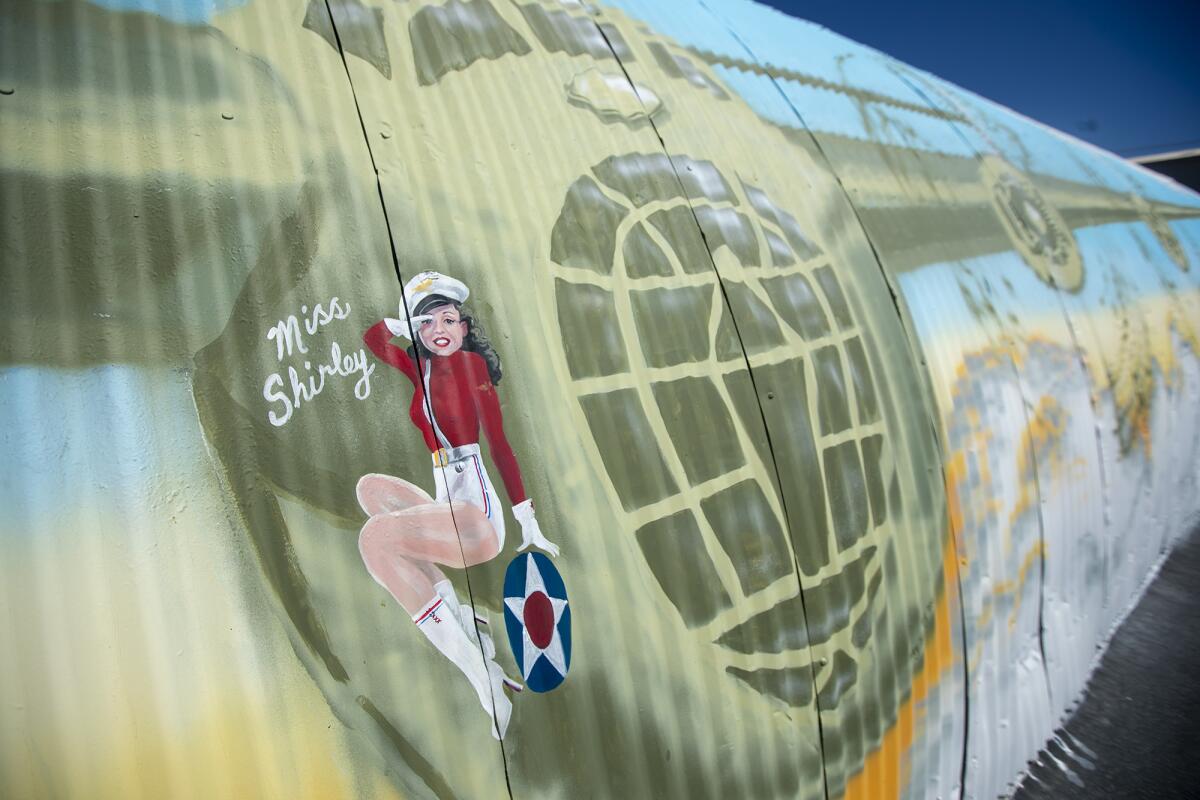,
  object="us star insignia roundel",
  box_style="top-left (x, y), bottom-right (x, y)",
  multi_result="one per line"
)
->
top-left (503, 552), bottom-right (571, 692)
